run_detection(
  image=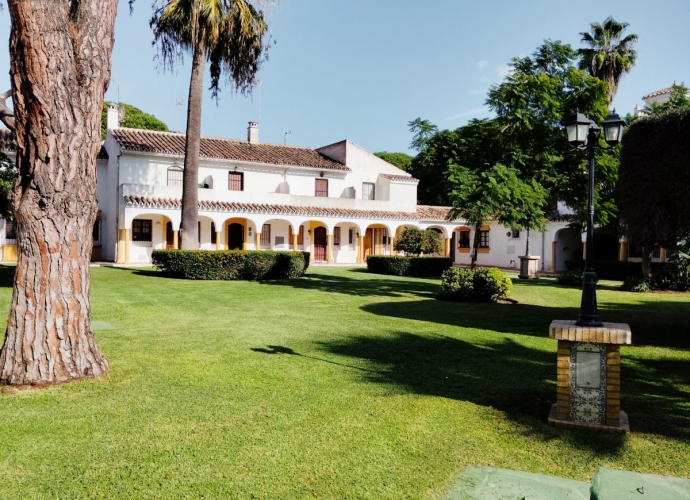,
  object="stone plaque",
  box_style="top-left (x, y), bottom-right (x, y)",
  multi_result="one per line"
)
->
top-left (575, 351), bottom-right (601, 388)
